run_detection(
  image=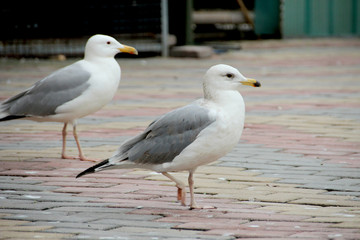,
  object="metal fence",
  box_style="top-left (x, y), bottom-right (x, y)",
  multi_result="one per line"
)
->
top-left (0, 0), bottom-right (171, 57)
